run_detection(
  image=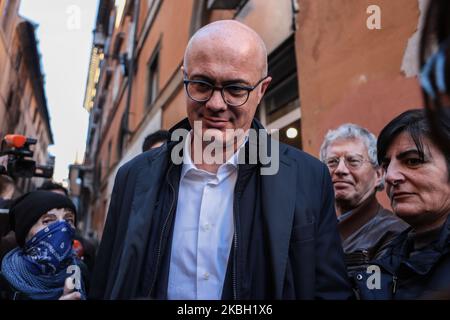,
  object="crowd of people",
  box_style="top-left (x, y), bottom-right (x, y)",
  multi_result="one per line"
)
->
top-left (0, 0), bottom-right (449, 300)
